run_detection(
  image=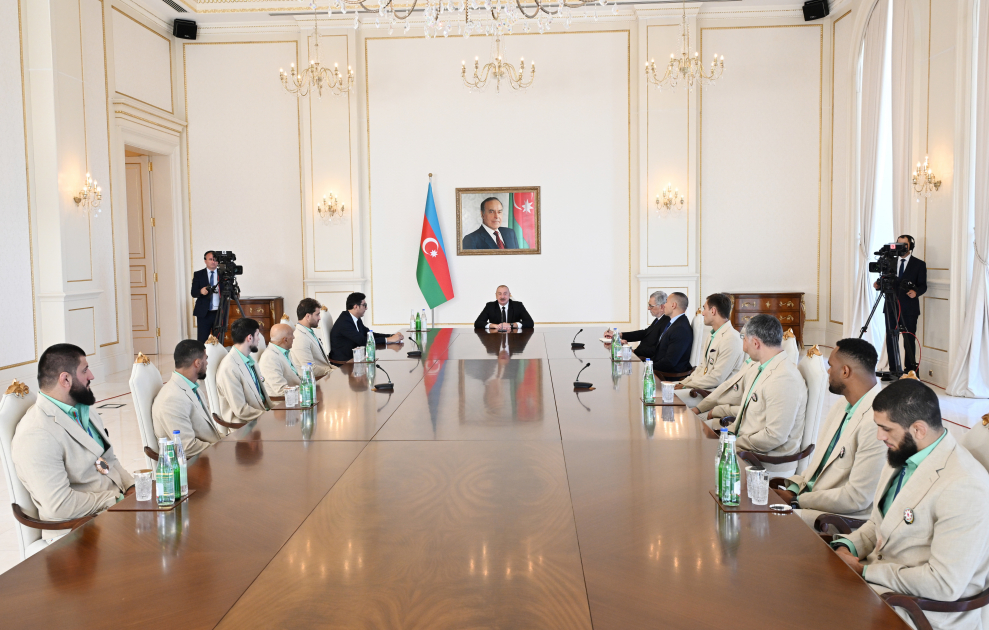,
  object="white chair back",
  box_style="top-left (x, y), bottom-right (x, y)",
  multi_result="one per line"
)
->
top-left (689, 309), bottom-right (709, 368)
top-left (0, 381), bottom-right (48, 559)
top-left (204, 335), bottom-right (228, 417)
top-left (782, 328), bottom-right (800, 366)
top-left (128, 353), bottom-right (163, 468)
top-left (250, 330), bottom-right (267, 364)
top-left (796, 346), bottom-right (828, 474)
top-left (318, 305), bottom-right (333, 352)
